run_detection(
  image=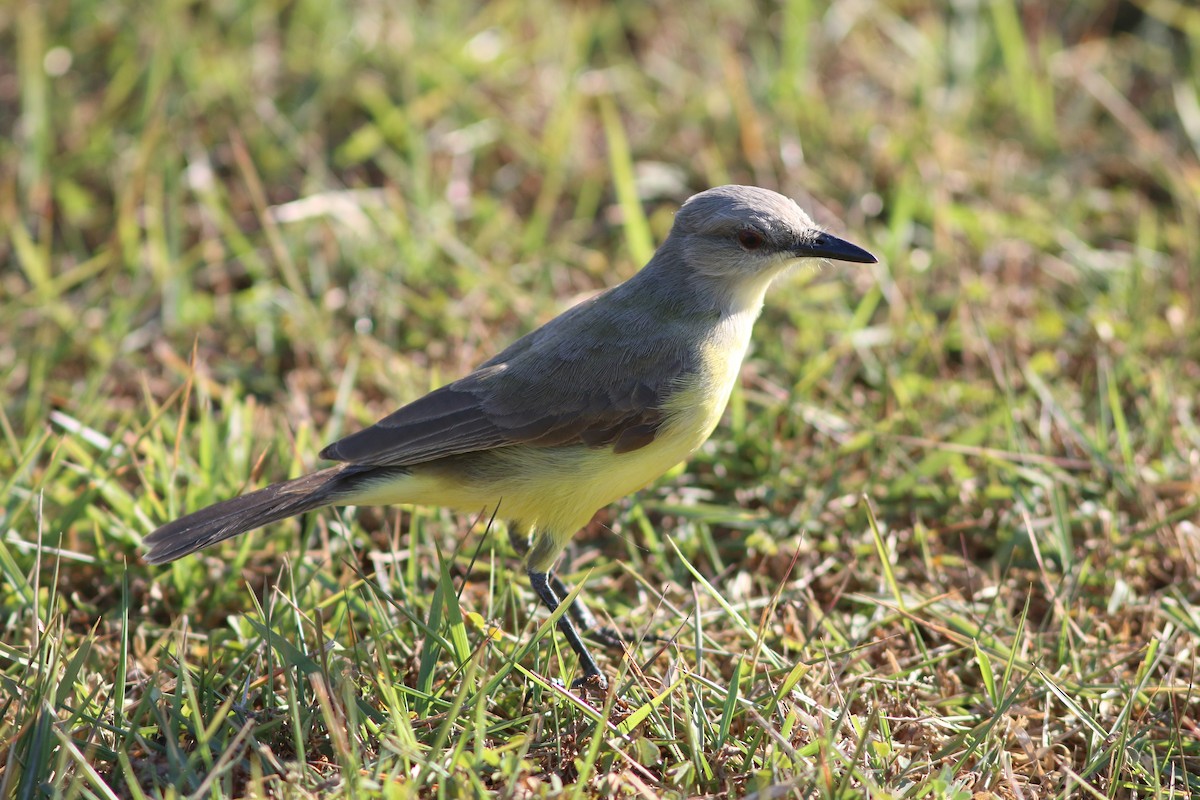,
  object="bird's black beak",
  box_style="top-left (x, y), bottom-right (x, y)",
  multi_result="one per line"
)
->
top-left (794, 231), bottom-right (877, 264)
